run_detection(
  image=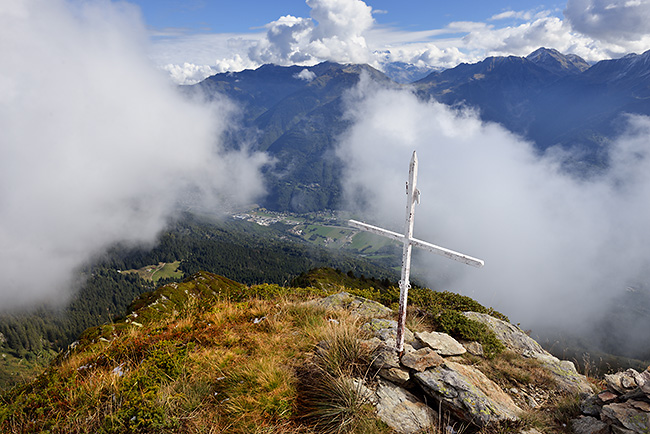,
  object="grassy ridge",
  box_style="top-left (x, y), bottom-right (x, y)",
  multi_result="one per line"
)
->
top-left (0, 269), bottom-right (595, 434)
